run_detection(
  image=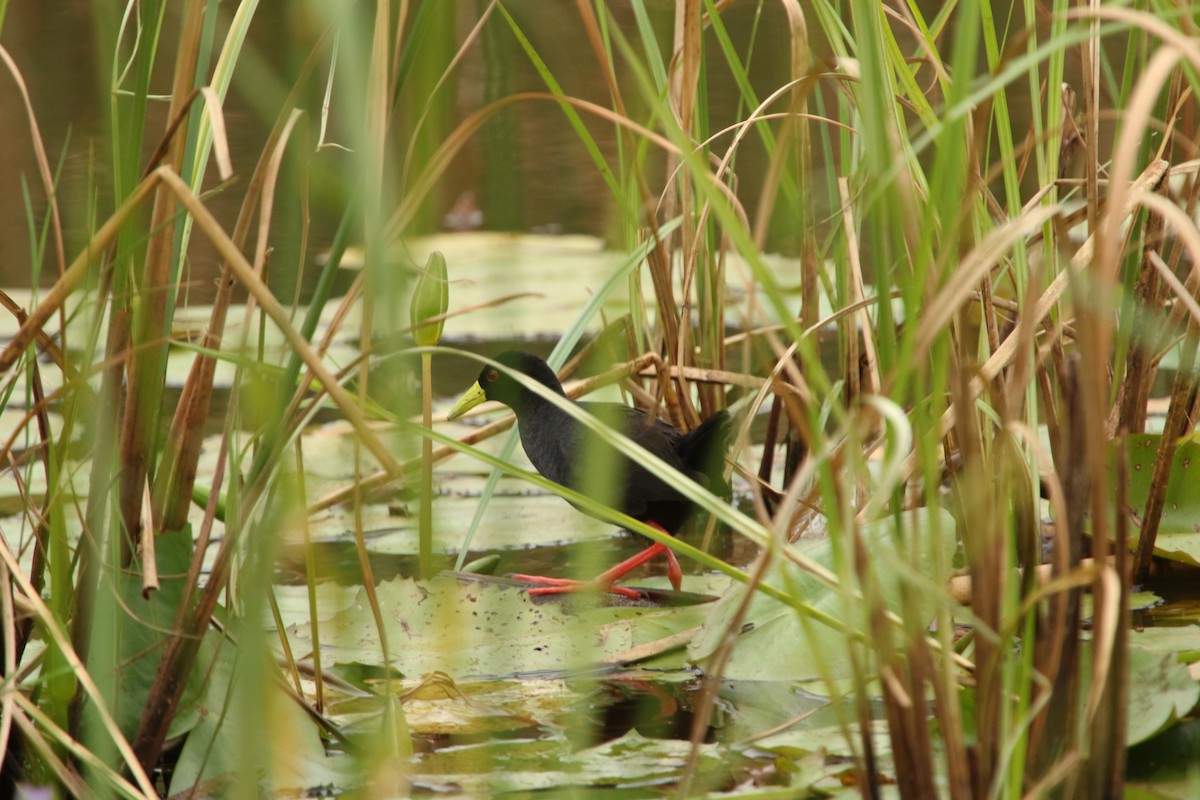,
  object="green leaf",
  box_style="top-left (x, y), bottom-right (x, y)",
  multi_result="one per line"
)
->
top-left (278, 575), bottom-right (712, 679)
top-left (84, 526), bottom-right (210, 741)
top-left (688, 507), bottom-right (957, 681)
top-left (1120, 434), bottom-right (1200, 566)
top-left (1125, 643), bottom-right (1200, 746)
